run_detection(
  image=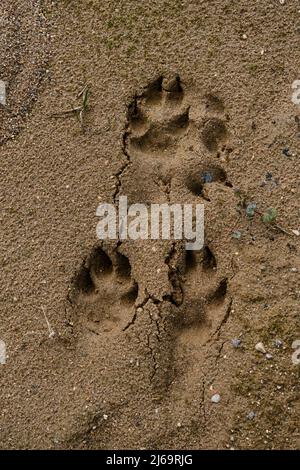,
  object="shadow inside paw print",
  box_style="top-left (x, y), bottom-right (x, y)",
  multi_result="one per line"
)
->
top-left (185, 164), bottom-right (231, 200)
top-left (200, 92), bottom-right (229, 152)
top-left (201, 117), bottom-right (228, 152)
top-left (73, 247), bottom-right (138, 336)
